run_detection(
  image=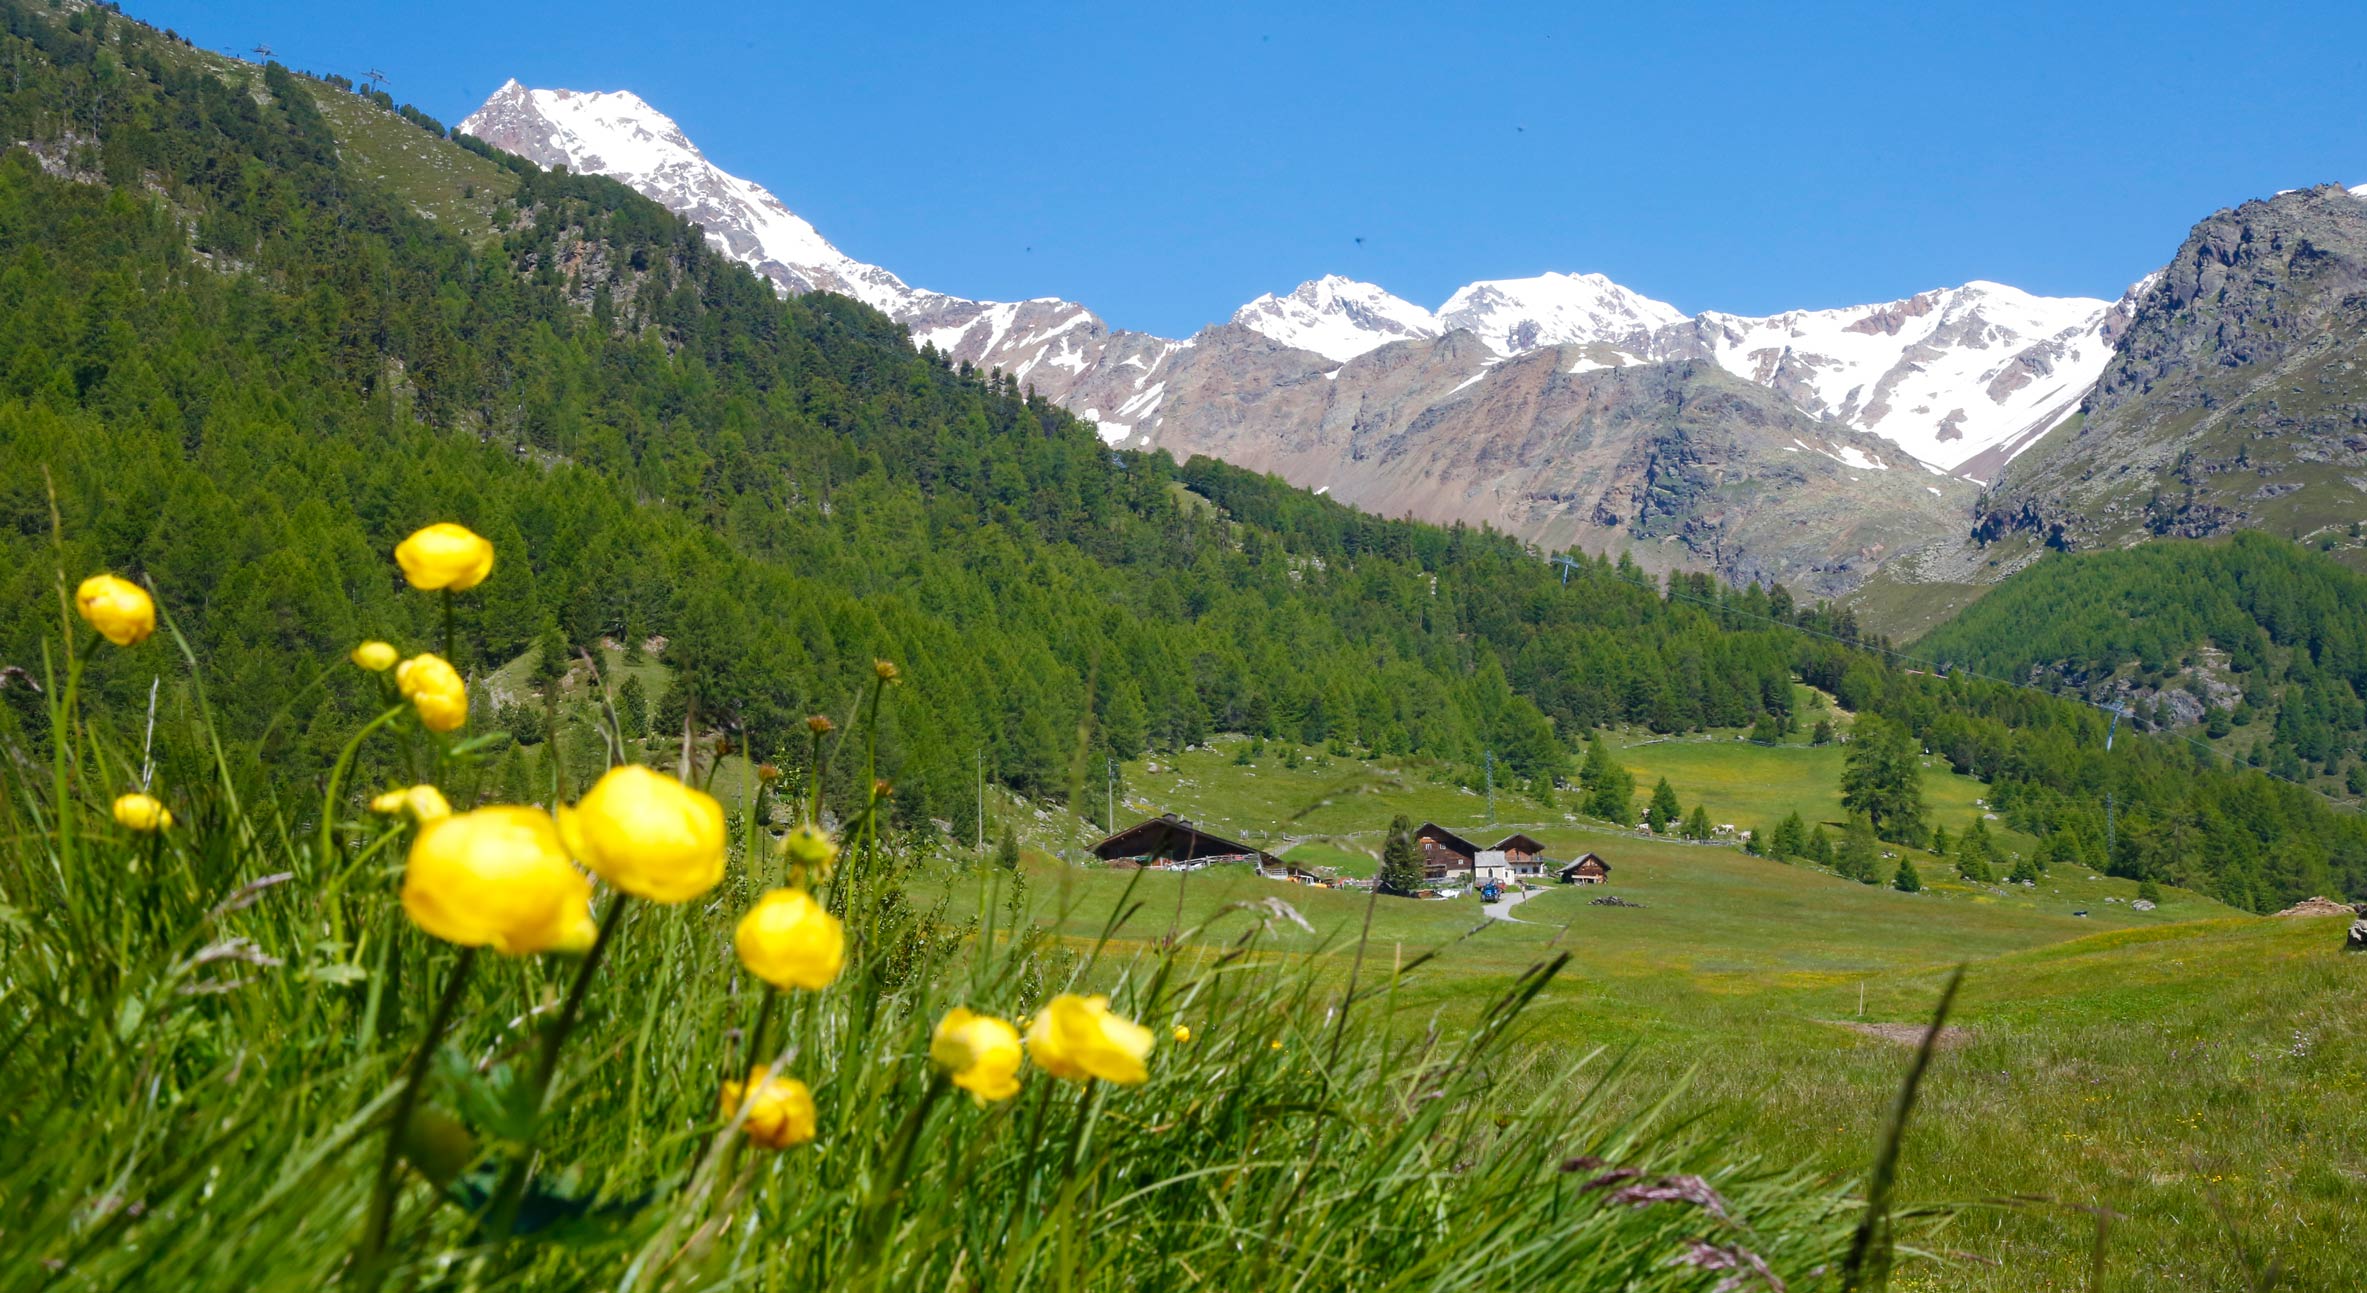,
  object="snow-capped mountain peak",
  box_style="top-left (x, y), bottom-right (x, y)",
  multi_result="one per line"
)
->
top-left (1434, 270), bottom-right (1686, 356)
top-left (1669, 280), bottom-right (2120, 474)
top-left (1230, 275), bottom-right (1442, 362)
top-left (458, 80), bottom-right (919, 313)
